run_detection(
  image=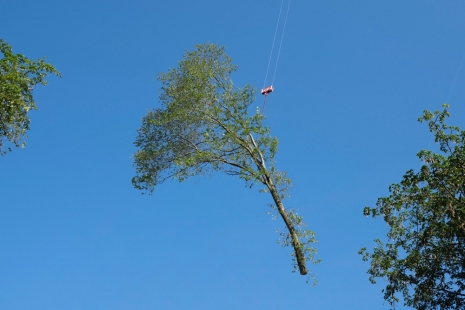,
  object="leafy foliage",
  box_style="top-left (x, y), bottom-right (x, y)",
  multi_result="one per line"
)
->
top-left (0, 39), bottom-right (60, 155)
top-left (133, 43), bottom-right (319, 277)
top-left (360, 105), bottom-right (465, 309)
